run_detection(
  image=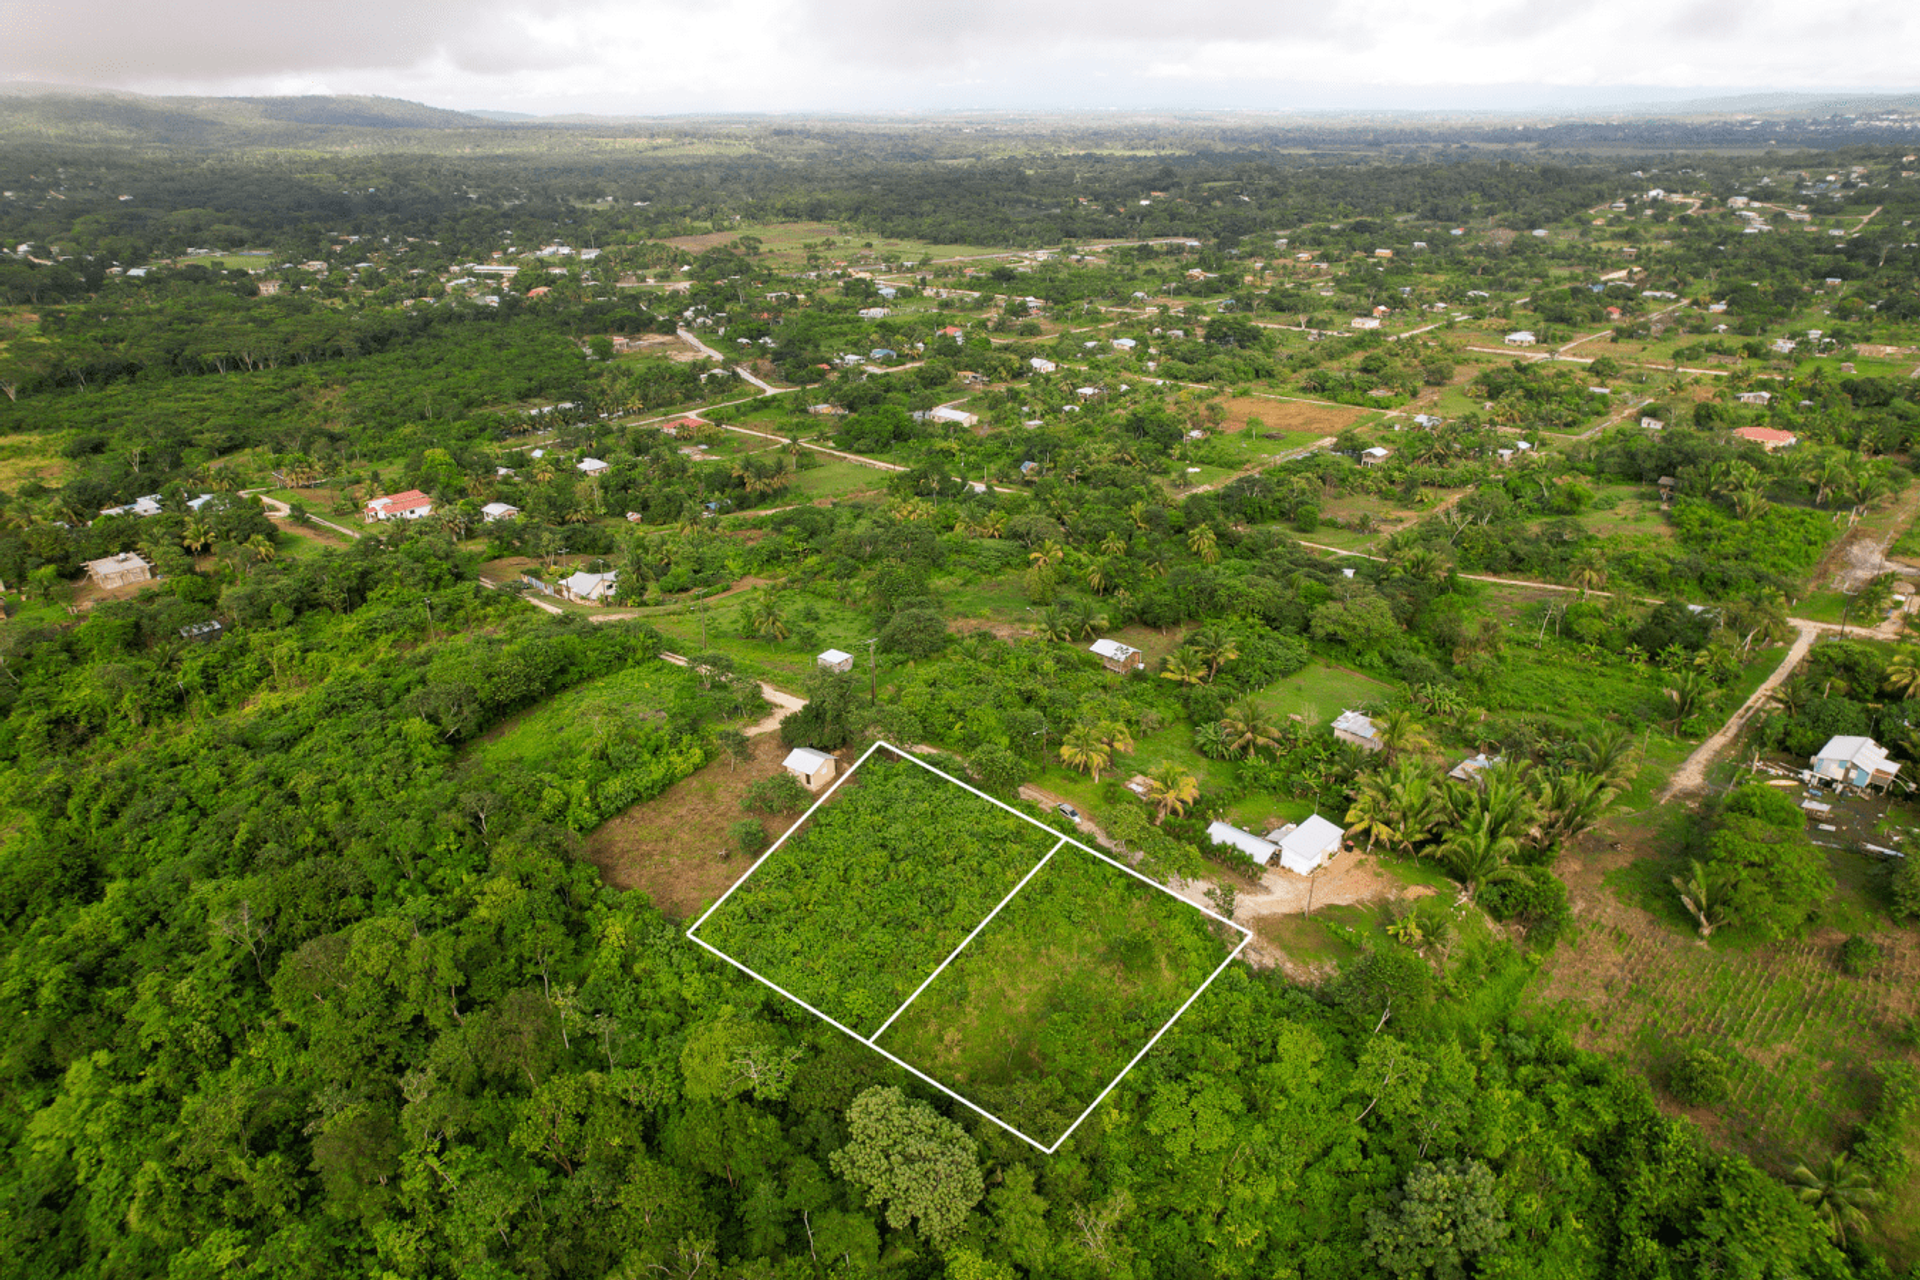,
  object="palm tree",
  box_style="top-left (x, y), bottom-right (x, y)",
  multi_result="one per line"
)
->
top-left (1378, 759), bottom-right (1446, 854)
top-left (1189, 626), bottom-right (1240, 681)
top-left (1373, 707), bottom-right (1433, 764)
top-left (1143, 762), bottom-right (1200, 826)
top-left (1029, 539), bottom-right (1066, 571)
top-left (1100, 531), bottom-right (1128, 557)
top-left (1219, 700), bottom-right (1284, 759)
top-left (1059, 725), bottom-right (1114, 782)
top-left (1884, 648), bottom-right (1920, 701)
top-left (1571, 722), bottom-right (1640, 790)
top-left (1095, 720), bottom-right (1136, 760)
top-left (1128, 500), bottom-right (1154, 531)
top-left (1568, 547), bottom-right (1609, 599)
top-left (1787, 1154), bottom-right (1880, 1247)
top-left (1664, 670), bottom-right (1711, 731)
top-left (1038, 603), bottom-right (1082, 643)
top-left (1187, 525), bottom-right (1220, 565)
top-left (1440, 815), bottom-right (1524, 901)
top-left (181, 518), bottom-right (213, 554)
top-left (1537, 770), bottom-right (1615, 849)
top-left (746, 591), bottom-right (789, 640)
top-left (1389, 546), bottom-right (1448, 586)
top-left (245, 534), bottom-right (278, 565)
top-left (1671, 859), bottom-right (1732, 940)
top-left (1345, 776), bottom-right (1398, 854)
top-left (1159, 651), bottom-right (1208, 687)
